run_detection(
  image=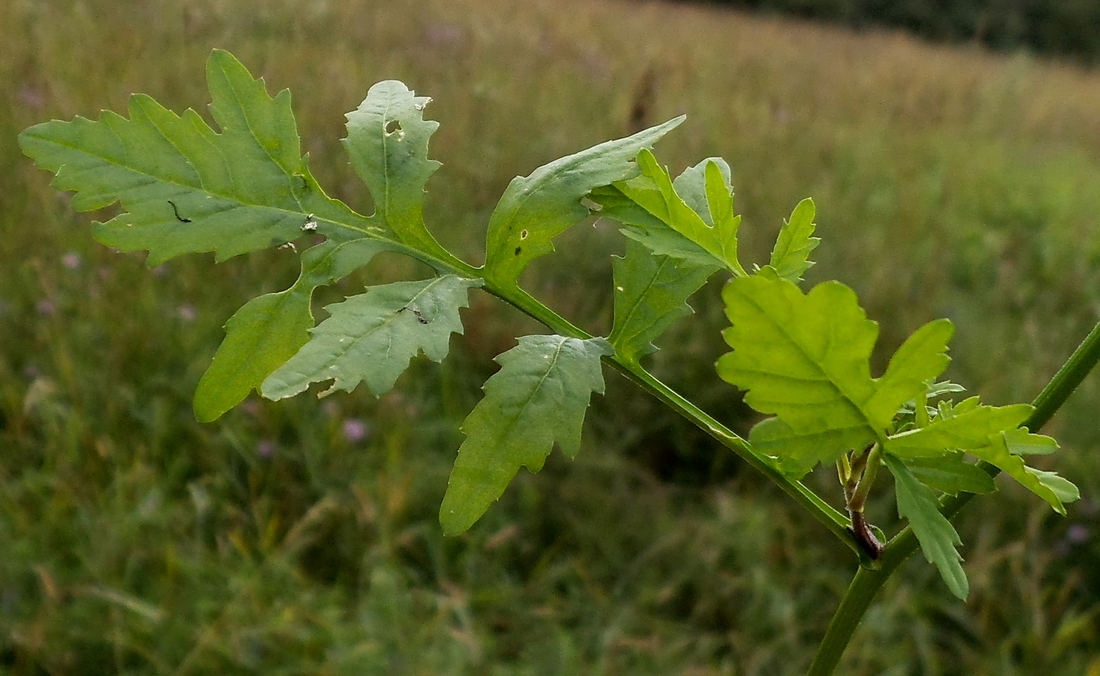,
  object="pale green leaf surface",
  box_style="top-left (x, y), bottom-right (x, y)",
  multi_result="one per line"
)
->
top-left (671, 157), bottom-right (732, 226)
top-left (760, 198), bottom-right (820, 283)
top-left (718, 277), bottom-right (880, 434)
top-left (748, 416), bottom-right (874, 478)
top-left (484, 117), bottom-right (684, 286)
top-left (343, 81), bottom-right (444, 253)
top-left (262, 275), bottom-right (482, 400)
top-left (608, 239), bottom-right (715, 363)
top-left (194, 239), bottom-right (384, 421)
top-left (1024, 467), bottom-right (1080, 505)
top-left (718, 276), bottom-right (954, 475)
top-left (863, 319), bottom-right (954, 429)
top-left (439, 336), bottom-right (613, 534)
top-left (590, 184), bottom-right (719, 267)
top-left (970, 432), bottom-right (1076, 513)
top-left (1003, 428), bottom-right (1059, 455)
top-left (884, 454), bottom-right (968, 599)
top-left (904, 454), bottom-right (997, 496)
top-left (884, 404), bottom-right (1032, 458)
top-left (18, 50), bottom-right (373, 265)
